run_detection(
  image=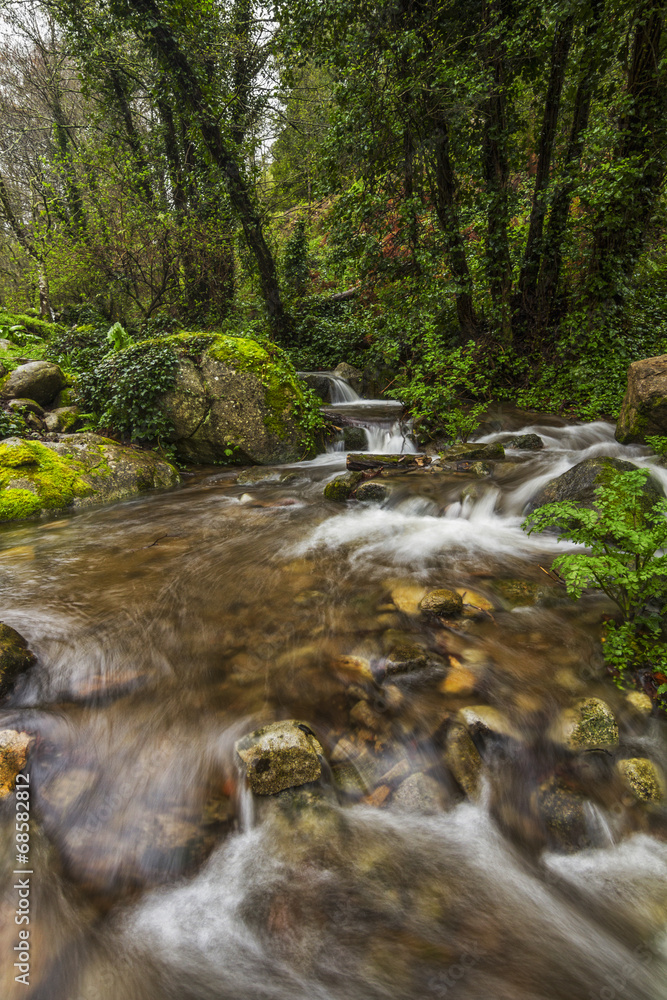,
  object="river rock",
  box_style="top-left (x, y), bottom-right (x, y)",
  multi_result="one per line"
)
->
top-left (0, 729), bottom-right (33, 798)
top-left (536, 777), bottom-right (590, 852)
top-left (333, 362), bottom-right (363, 395)
top-left (343, 426), bottom-right (367, 450)
top-left (419, 588), bottom-right (463, 616)
top-left (506, 433), bottom-right (543, 450)
top-left (615, 354), bottom-right (667, 444)
top-left (443, 724), bottom-right (482, 798)
top-left (392, 772), bottom-right (444, 814)
top-left (524, 457), bottom-right (663, 515)
top-left (42, 406), bottom-right (83, 433)
top-left (459, 705), bottom-right (520, 741)
top-left (0, 435), bottom-right (179, 521)
top-left (617, 758), bottom-right (664, 803)
top-left (354, 480), bottom-right (388, 502)
top-left (1, 361), bottom-right (66, 406)
top-left (236, 468), bottom-right (301, 485)
top-left (553, 697), bottom-right (619, 749)
top-left (0, 623), bottom-right (36, 694)
top-left (439, 442), bottom-right (505, 462)
top-left (299, 372), bottom-right (334, 402)
top-left (7, 398), bottom-right (44, 416)
top-left (156, 332), bottom-right (317, 464)
top-left (624, 690), bottom-right (653, 717)
top-left (324, 471), bottom-right (362, 501)
top-left (234, 720), bottom-right (325, 795)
